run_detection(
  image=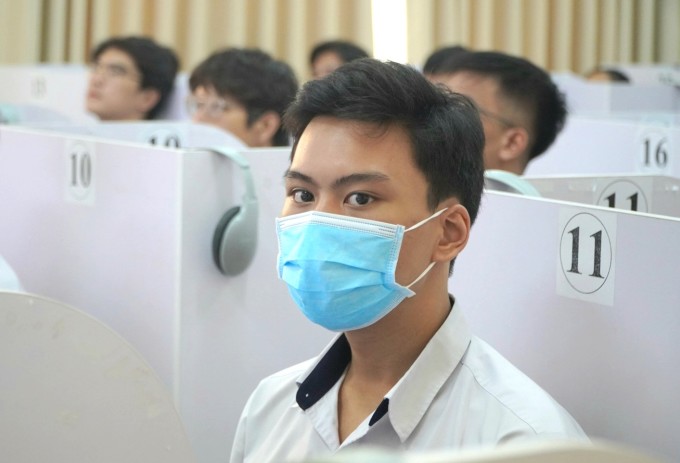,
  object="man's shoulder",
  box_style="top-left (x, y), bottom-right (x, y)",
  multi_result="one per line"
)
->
top-left (459, 336), bottom-right (586, 438)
